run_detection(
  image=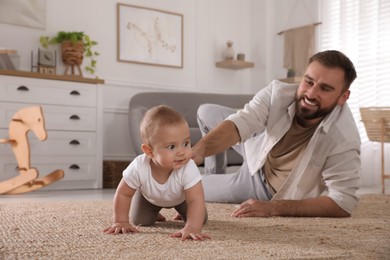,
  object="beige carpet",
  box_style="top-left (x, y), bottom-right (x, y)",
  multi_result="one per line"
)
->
top-left (0, 194), bottom-right (389, 259)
